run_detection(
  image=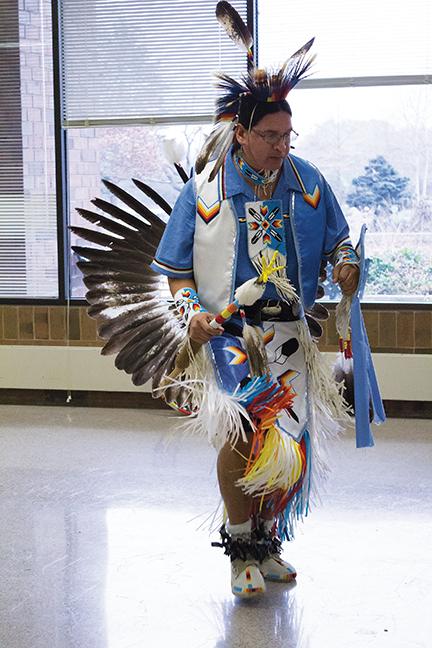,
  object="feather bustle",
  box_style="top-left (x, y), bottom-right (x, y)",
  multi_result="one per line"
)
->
top-left (72, 245), bottom-right (154, 267)
top-left (70, 226), bottom-right (119, 248)
top-left (102, 179), bottom-right (165, 234)
top-left (152, 356), bottom-right (174, 391)
top-left (82, 272), bottom-right (160, 289)
top-left (90, 197), bottom-right (157, 235)
top-left (131, 341), bottom-right (181, 386)
top-left (132, 178), bottom-right (172, 216)
top-left (83, 280), bottom-right (160, 295)
top-left (86, 290), bottom-right (160, 308)
top-left (95, 300), bottom-right (166, 325)
top-left (88, 297), bottom-right (161, 319)
top-left (74, 173), bottom-right (187, 396)
top-left (75, 208), bottom-right (133, 239)
top-left (115, 327), bottom-right (180, 373)
top-left (101, 320), bottom-right (159, 356)
top-left (101, 317), bottom-right (178, 356)
top-left (119, 319), bottom-right (179, 358)
top-left (97, 307), bottom-right (168, 340)
top-left (119, 333), bottom-right (182, 377)
top-left (77, 258), bottom-right (159, 278)
top-left (75, 207), bottom-right (158, 253)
